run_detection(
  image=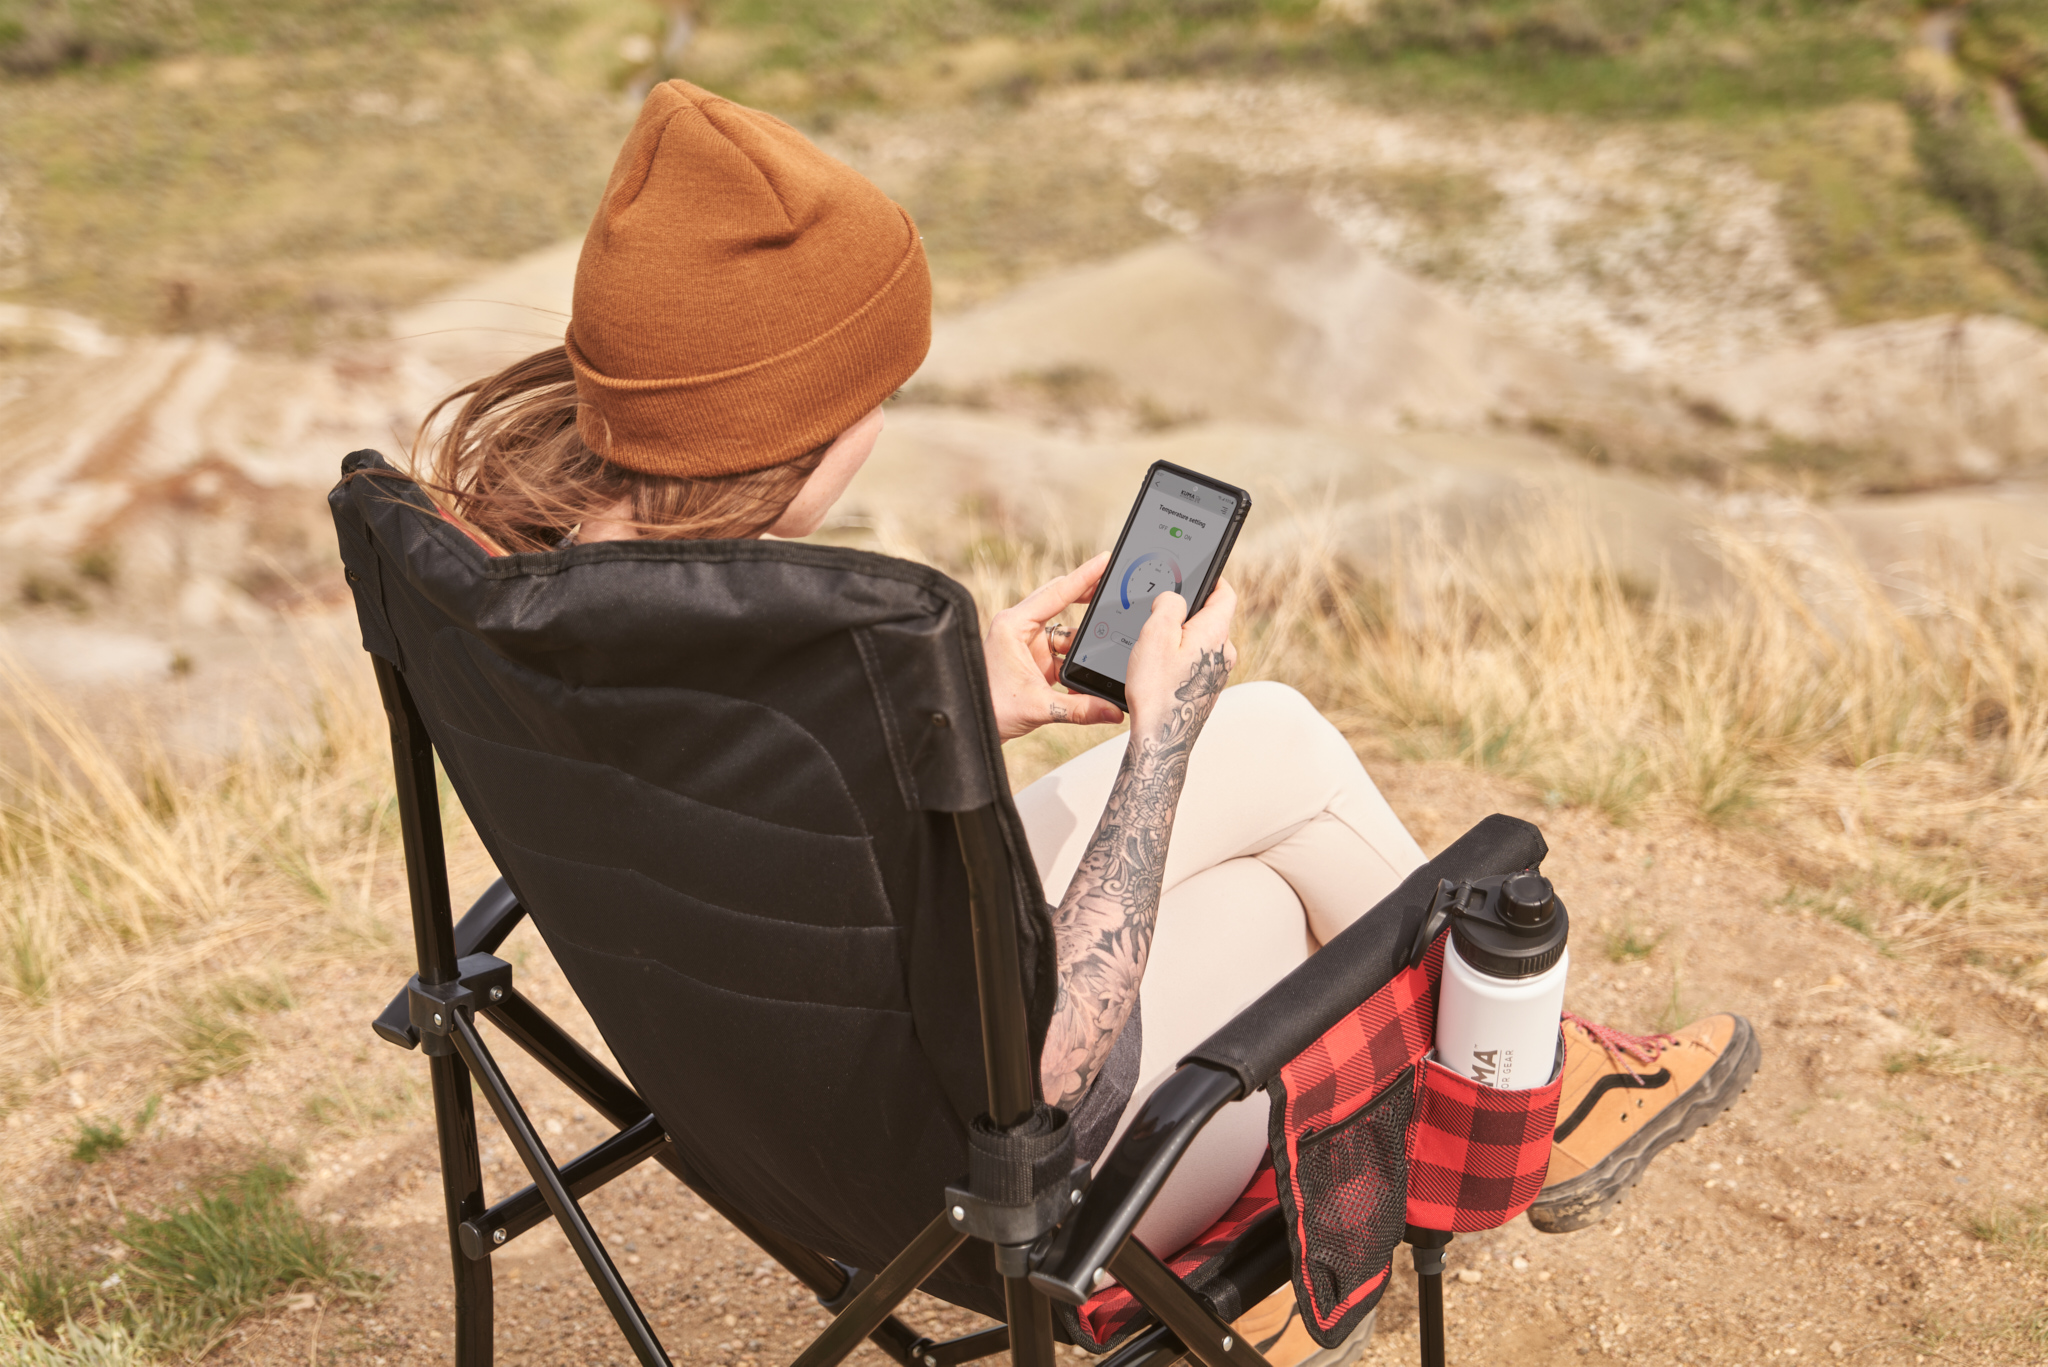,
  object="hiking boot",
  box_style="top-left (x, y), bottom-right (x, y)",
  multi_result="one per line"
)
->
top-left (1231, 1286), bottom-right (1375, 1367)
top-left (1527, 1011), bottom-right (1761, 1235)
